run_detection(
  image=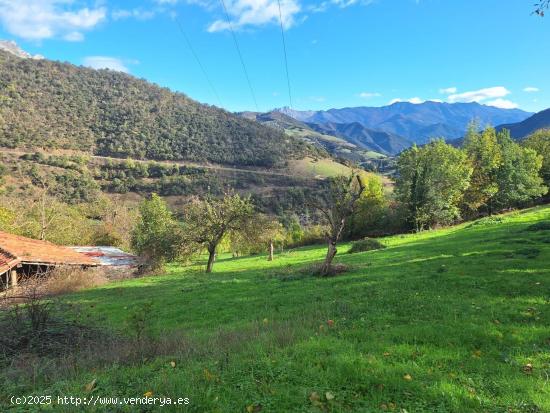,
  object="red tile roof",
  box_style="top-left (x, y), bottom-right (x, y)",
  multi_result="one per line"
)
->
top-left (0, 231), bottom-right (97, 268)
